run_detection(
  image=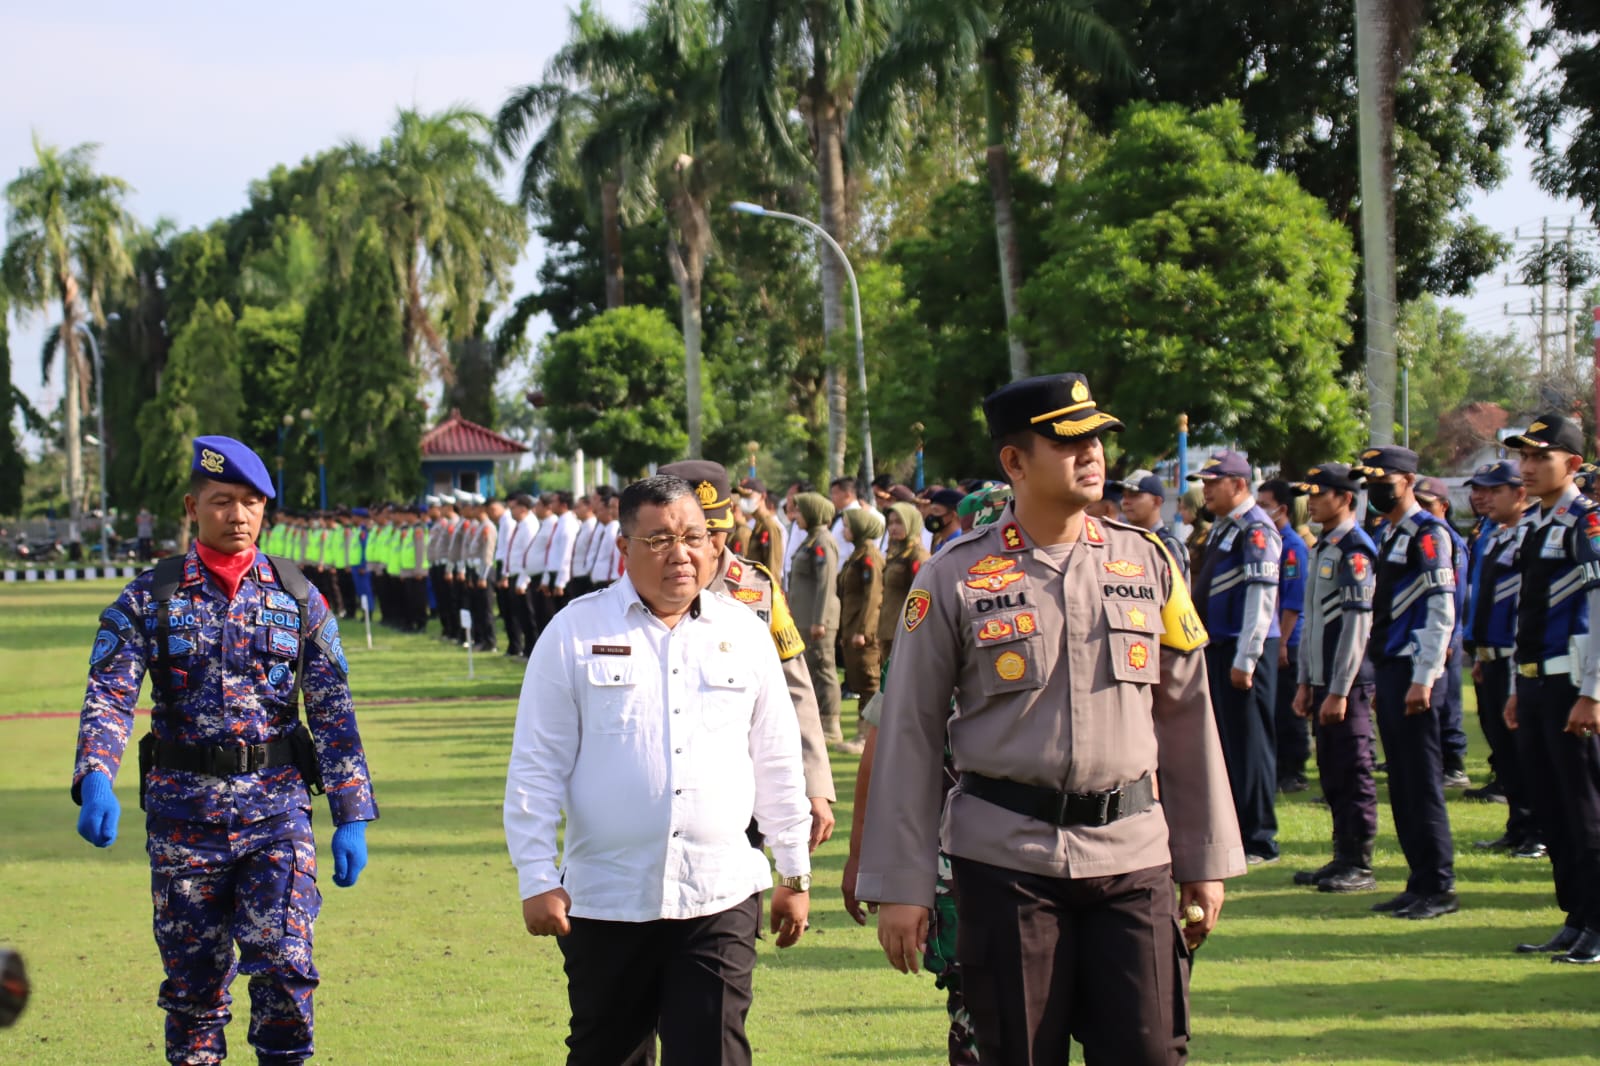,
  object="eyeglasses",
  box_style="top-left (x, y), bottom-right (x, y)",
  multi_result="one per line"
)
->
top-left (629, 530), bottom-right (711, 554)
